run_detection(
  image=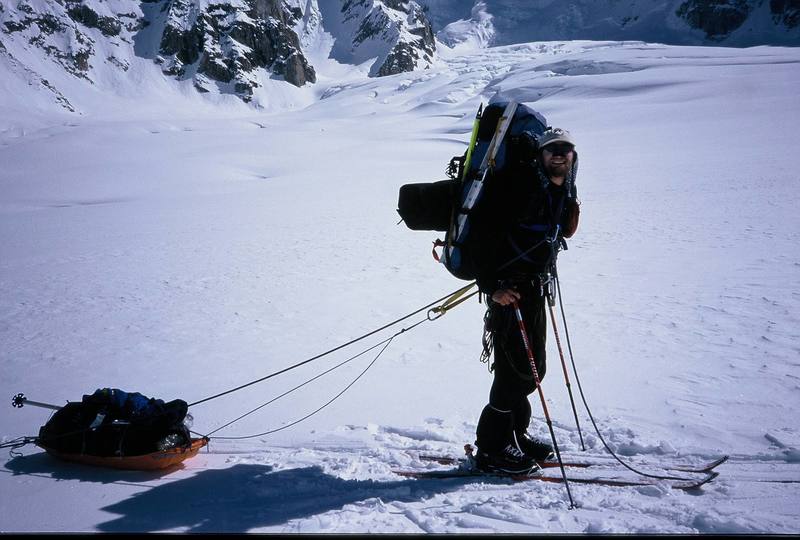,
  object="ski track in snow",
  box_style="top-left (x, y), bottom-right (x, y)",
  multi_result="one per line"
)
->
top-left (1, 40), bottom-right (800, 533)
